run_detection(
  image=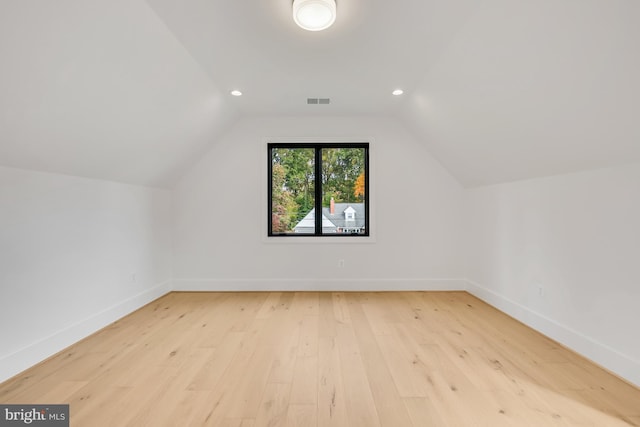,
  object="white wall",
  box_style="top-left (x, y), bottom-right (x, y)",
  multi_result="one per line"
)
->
top-left (465, 162), bottom-right (640, 387)
top-left (0, 166), bottom-right (172, 382)
top-left (172, 115), bottom-right (466, 291)
top-left (5, 112), bottom-right (637, 389)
